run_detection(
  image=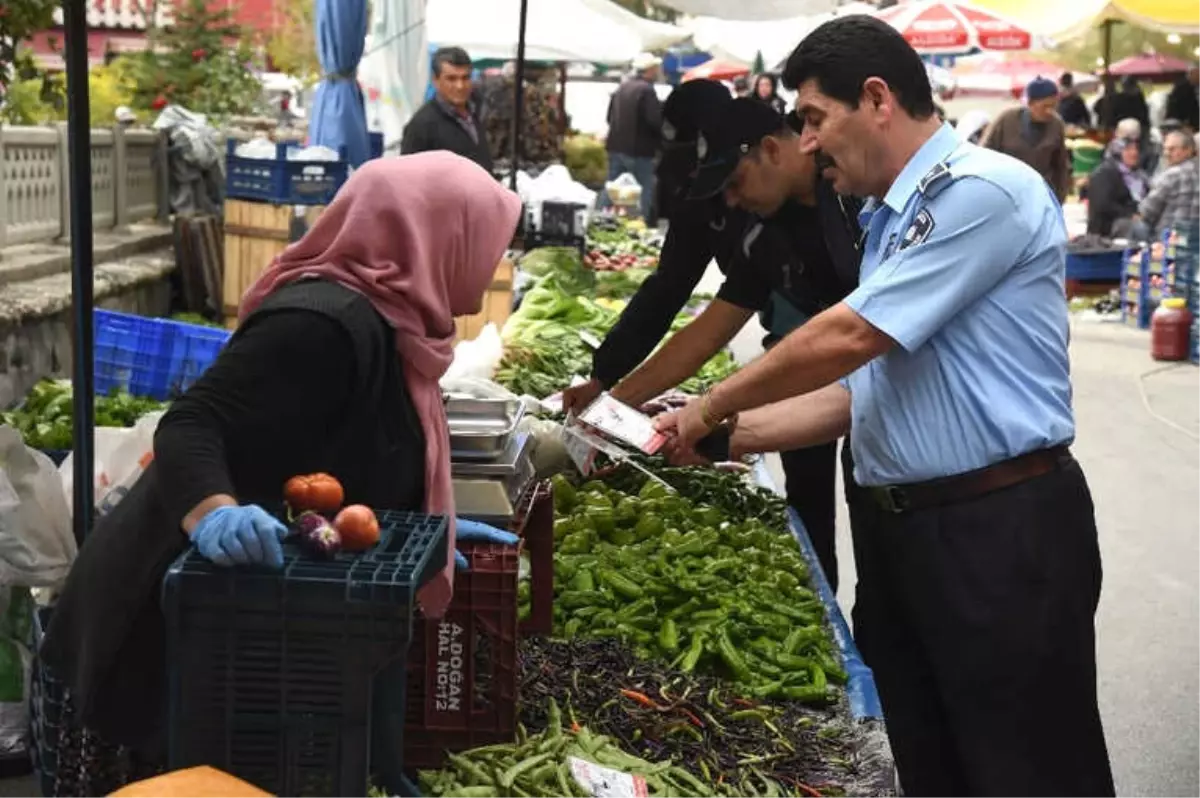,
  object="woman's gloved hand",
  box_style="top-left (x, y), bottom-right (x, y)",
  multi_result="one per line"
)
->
top-left (190, 505), bottom-right (288, 569)
top-left (454, 517), bottom-right (520, 572)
